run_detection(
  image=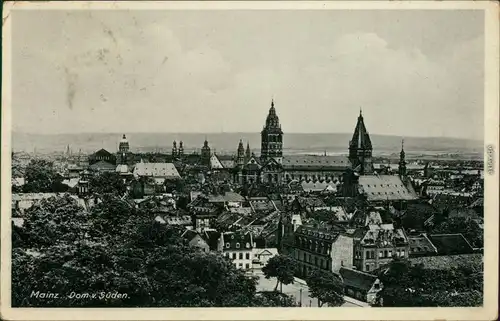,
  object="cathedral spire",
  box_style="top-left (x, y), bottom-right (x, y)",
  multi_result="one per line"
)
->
top-left (398, 138), bottom-right (407, 177)
top-left (348, 111), bottom-right (373, 175)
